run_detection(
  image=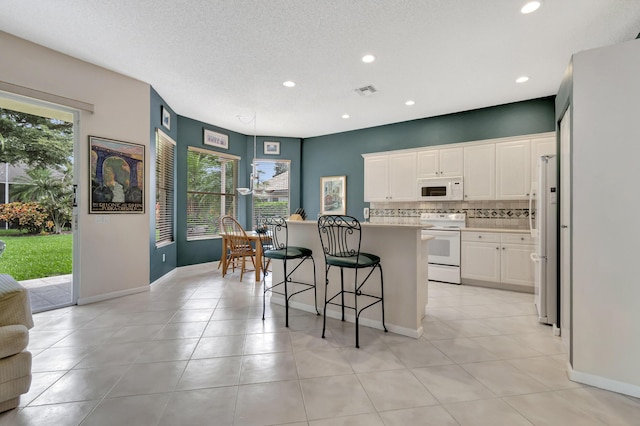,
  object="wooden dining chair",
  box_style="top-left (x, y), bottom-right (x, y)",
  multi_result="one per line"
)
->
top-left (220, 216), bottom-right (256, 280)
